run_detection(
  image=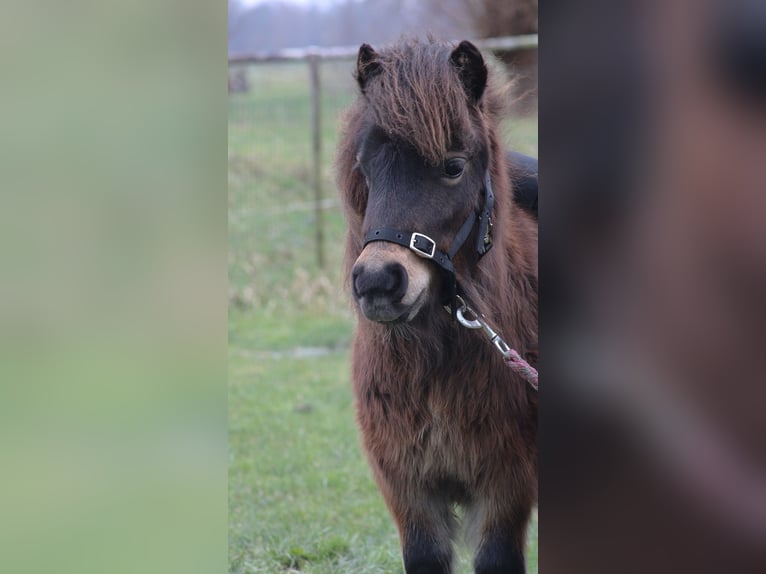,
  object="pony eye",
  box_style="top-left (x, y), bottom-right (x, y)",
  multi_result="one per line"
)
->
top-left (444, 158), bottom-right (466, 179)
